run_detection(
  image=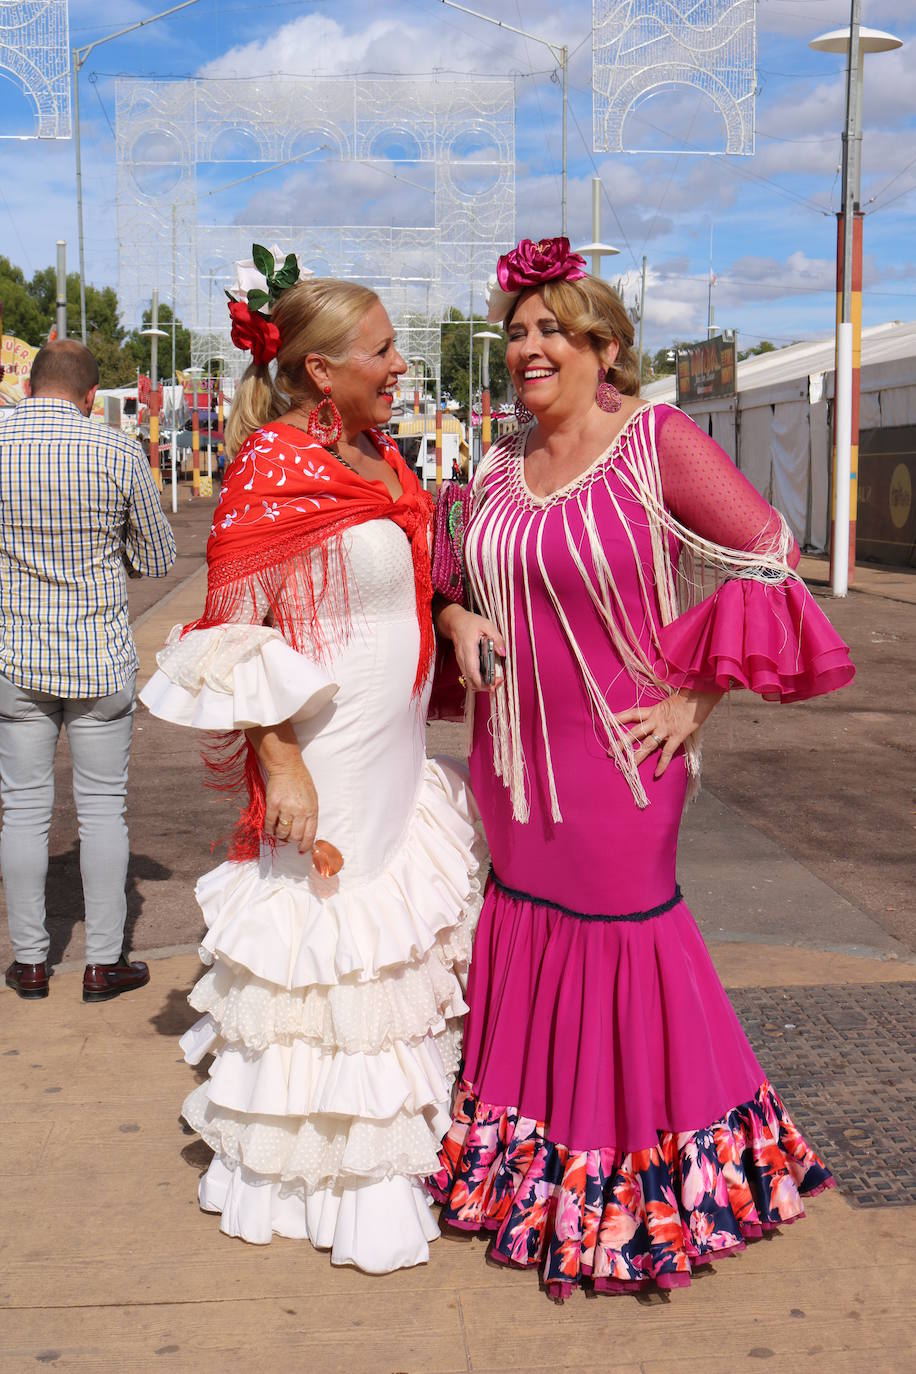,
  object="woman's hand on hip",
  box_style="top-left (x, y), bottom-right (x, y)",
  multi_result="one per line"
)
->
top-left (436, 604), bottom-right (506, 694)
top-left (617, 688), bottom-right (724, 778)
